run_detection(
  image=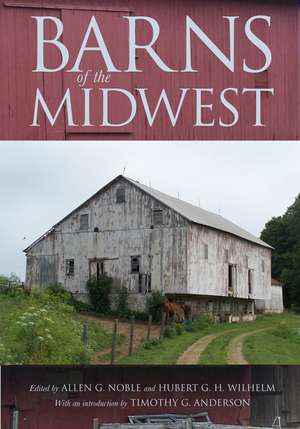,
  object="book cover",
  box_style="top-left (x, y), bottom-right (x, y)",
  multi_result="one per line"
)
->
top-left (0, 1), bottom-right (300, 428)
